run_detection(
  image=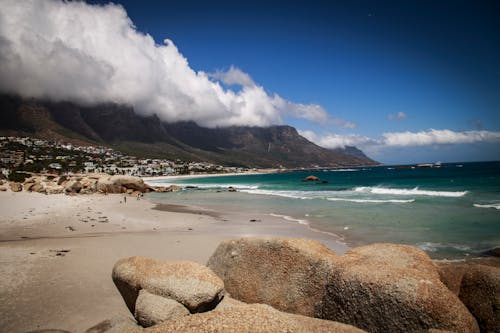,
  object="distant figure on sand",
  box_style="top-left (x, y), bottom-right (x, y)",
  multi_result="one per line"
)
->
top-left (124, 196), bottom-right (127, 203)
top-left (137, 193), bottom-right (140, 200)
